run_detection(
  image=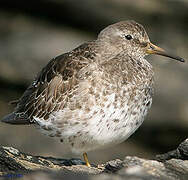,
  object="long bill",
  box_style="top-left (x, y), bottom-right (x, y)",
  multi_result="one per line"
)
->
top-left (146, 42), bottom-right (185, 62)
